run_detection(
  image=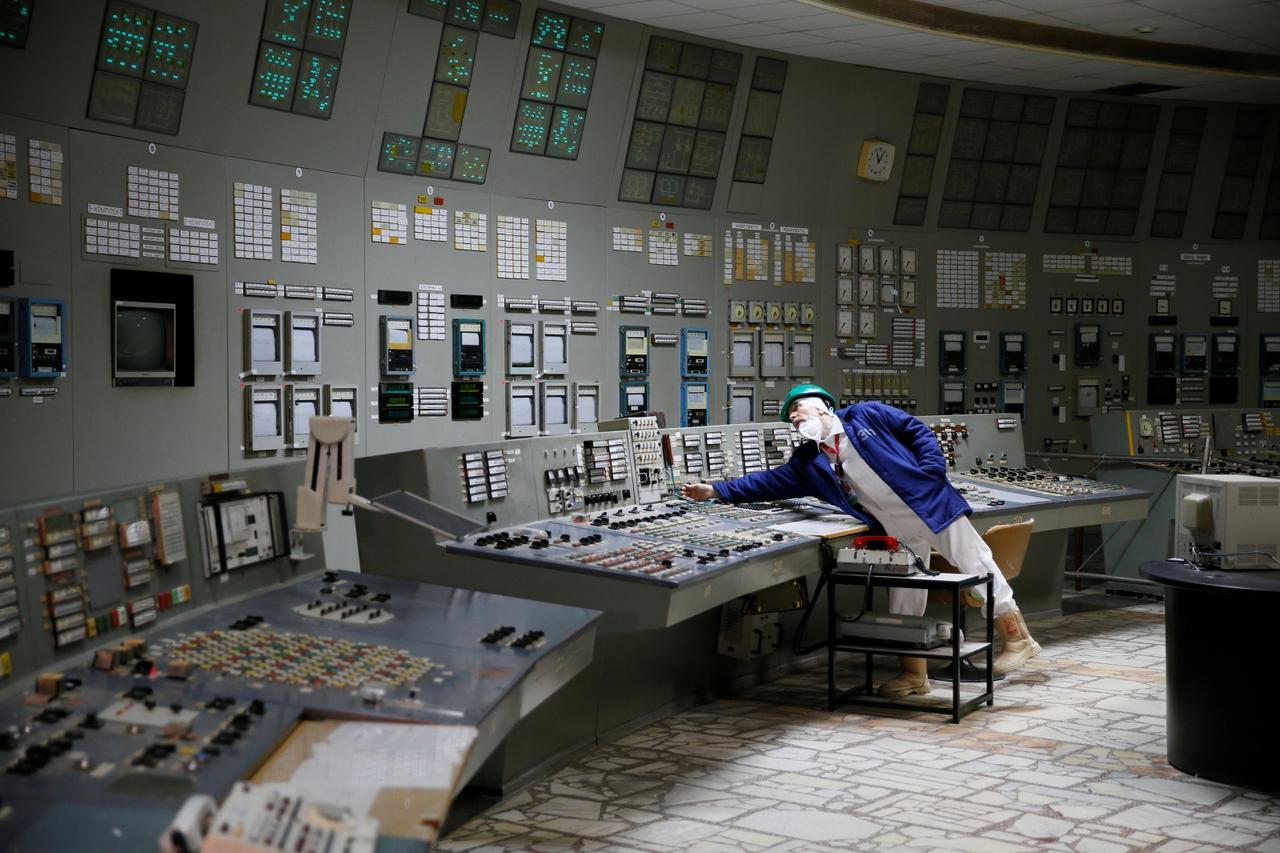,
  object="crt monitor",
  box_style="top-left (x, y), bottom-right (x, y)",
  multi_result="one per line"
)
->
top-left (113, 300), bottom-right (177, 385)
